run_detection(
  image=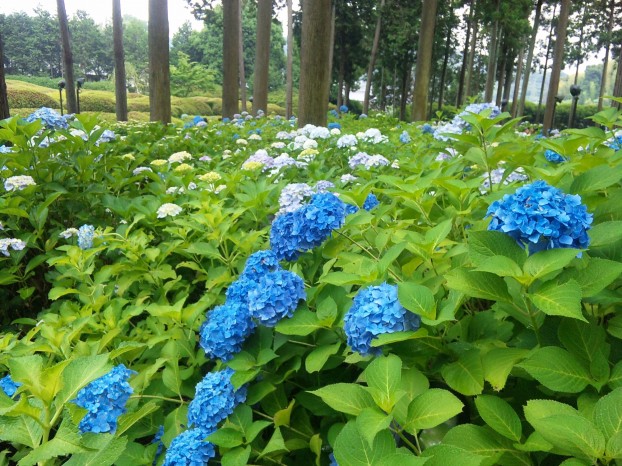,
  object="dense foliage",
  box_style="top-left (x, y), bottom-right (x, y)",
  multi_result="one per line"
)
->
top-left (0, 102), bottom-right (622, 465)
